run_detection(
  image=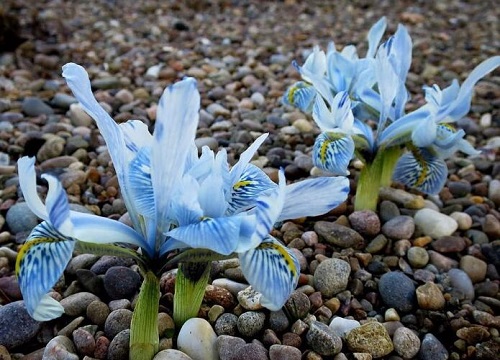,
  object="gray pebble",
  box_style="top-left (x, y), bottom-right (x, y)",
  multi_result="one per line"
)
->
top-left (418, 333), bottom-right (448, 360)
top-left (348, 210), bottom-right (381, 237)
top-left (230, 343), bottom-right (268, 360)
top-left (86, 300), bottom-right (110, 327)
top-left (285, 291), bottom-right (311, 319)
top-left (6, 202), bottom-right (39, 234)
top-left (214, 313), bottom-right (238, 336)
top-left (314, 221), bottom-right (365, 249)
top-left (76, 269), bottom-right (104, 295)
top-left (0, 301), bottom-right (42, 349)
top-left (90, 256), bottom-right (135, 275)
top-left (22, 97), bottom-right (54, 116)
top-left (393, 326), bottom-right (421, 358)
top-left (313, 258), bottom-right (350, 297)
top-left (60, 292), bottom-right (100, 316)
top-left (381, 215), bottom-right (415, 239)
top-left (72, 328), bottom-right (96, 356)
top-left (43, 335), bottom-right (79, 360)
top-left (407, 247), bottom-right (429, 268)
top-left (269, 309), bottom-right (290, 333)
top-left (269, 344), bottom-right (301, 360)
top-left (104, 266), bottom-right (142, 300)
top-left (306, 320), bottom-right (342, 356)
top-left (378, 272), bottom-right (415, 312)
top-left (104, 309), bottom-right (133, 339)
top-left (107, 329), bottom-right (130, 360)
top-left (237, 311), bottom-right (266, 337)
top-left (448, 268), bottom-right (475, 300)
top-left (216, 335), bottom-right (246, 360)
top-left (51, 93), bottom-right (77, 109)
top-left (379, 200), bottom-right (401, 222)
top-left (91, 77), bottom-right (121, 89)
